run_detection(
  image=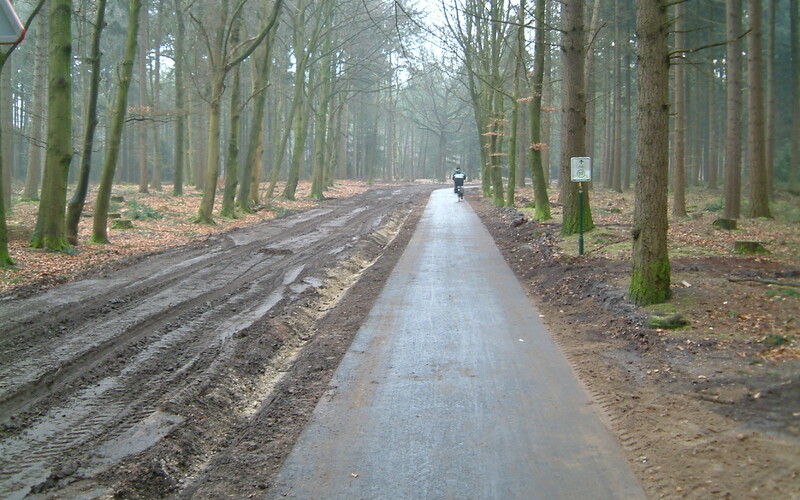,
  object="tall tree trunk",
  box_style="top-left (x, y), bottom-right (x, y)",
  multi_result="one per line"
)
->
top-left (630, 0), bottom-right (671, 306)
top-left (790, 0), bottom-right (799, 188)
top-left (765, 0), bottom-right (775, 195)
top-left (747, 0), bottom-right (772, 218)
top-left (266, 84), bottom-right (296, 199)
top-left (528, 0), bottom-right (551, 221)
top-left (30, 0), bottom-right (74, 252)
top-left (196, 72), bottom-right (225, 223)
top-left (584, 0), bottom-right (602, 162)
top-left (150, 0), bottom-right (163, 191)
top-left (1, 54), bottom-right (13, 207)
top-left (489, 0), bottom-right (505, 206)
top-left (559, 0), bottom-right (593, 235)
top-left (138, 0), bottom-right (149, 194)
top-left (0, 52), bottom-right (13, 265)
top-left (281, 0), bottom-right (315, 200)
top-left (172, 0), bottom-right (186, 196)
top-left (505, 0), bottom-right (525, 206)
top-left (623, 53), bottom-right (633, 190)
top-left (724, 0), bottom-right (743, 219)
top-left (337, 99), bottom-right (348, 179)
top-left (66, 0), bottom-right (108, 245)
top-left (366, 94), bottom-right (379, 184)
top-left (220, 21), bottom-right (242, 218)
top-left (311, 37), bottom-right (333, 200)
top-left (283, 74), bottom-right (312, 199)
top-left (517, 98), bottom-right (528, 188)
top-left (672, 1), bottom-right (687, 216)
top-left (238, 27), bottom-right (276, 211)
top-left (90, 0), bottom-right (143, 244)
top-left (707, 57), bottom-right (719, 190)
top-left (611, 0), bottom-right (623, 193)
top-left (22, 12), bottom-right (48, 202)
top-left (195, 0), bottom-right (229, 224)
